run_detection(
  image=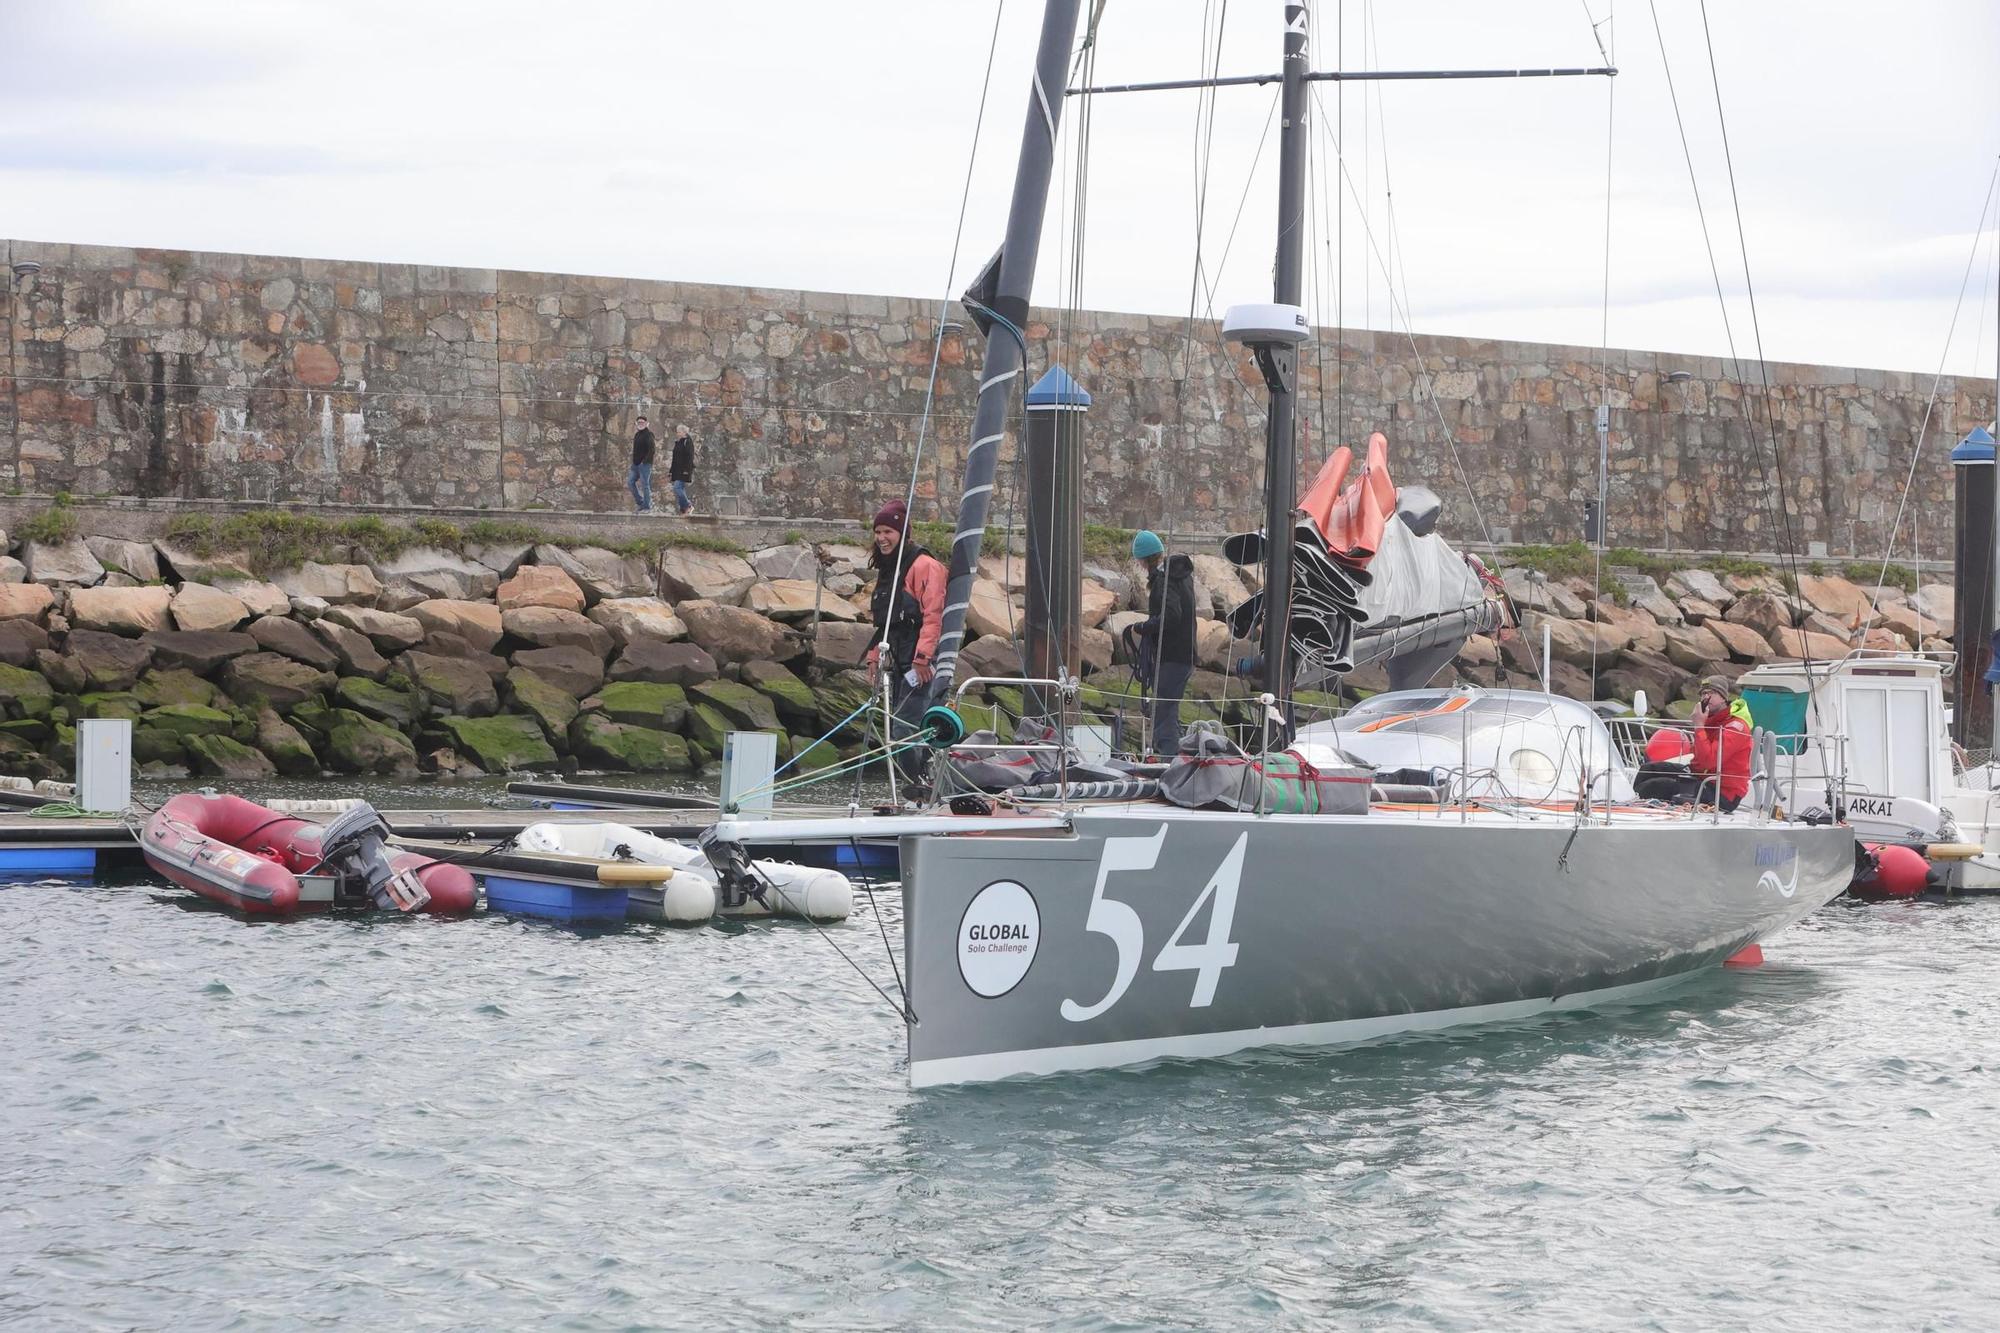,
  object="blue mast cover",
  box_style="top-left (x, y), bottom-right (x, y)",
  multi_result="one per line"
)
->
top-left (1952, 424), bottom-right (1995, 464)
top-left (1025, 365), bottom-right (1092, 409)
